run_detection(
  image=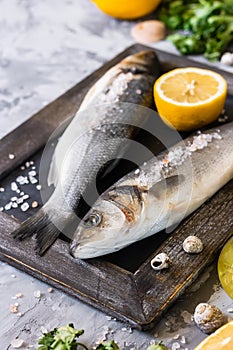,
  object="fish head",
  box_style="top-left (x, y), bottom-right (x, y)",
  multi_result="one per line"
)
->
top-left (121, 50), bottom-right (160, 76)
top-left (70, 184), bottom-right (145, 259)
top-left (69, 198), bottom-right (130, 259)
